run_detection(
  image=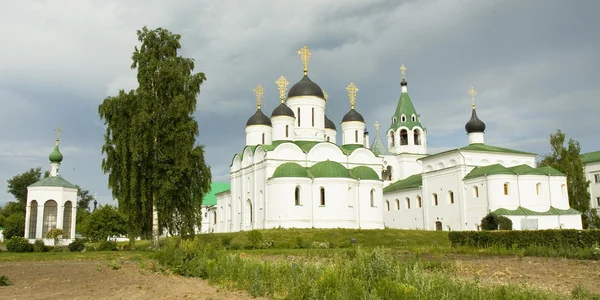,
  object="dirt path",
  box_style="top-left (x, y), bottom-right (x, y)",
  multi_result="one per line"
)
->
top-left (0, 260), bottom-right (258, 300)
